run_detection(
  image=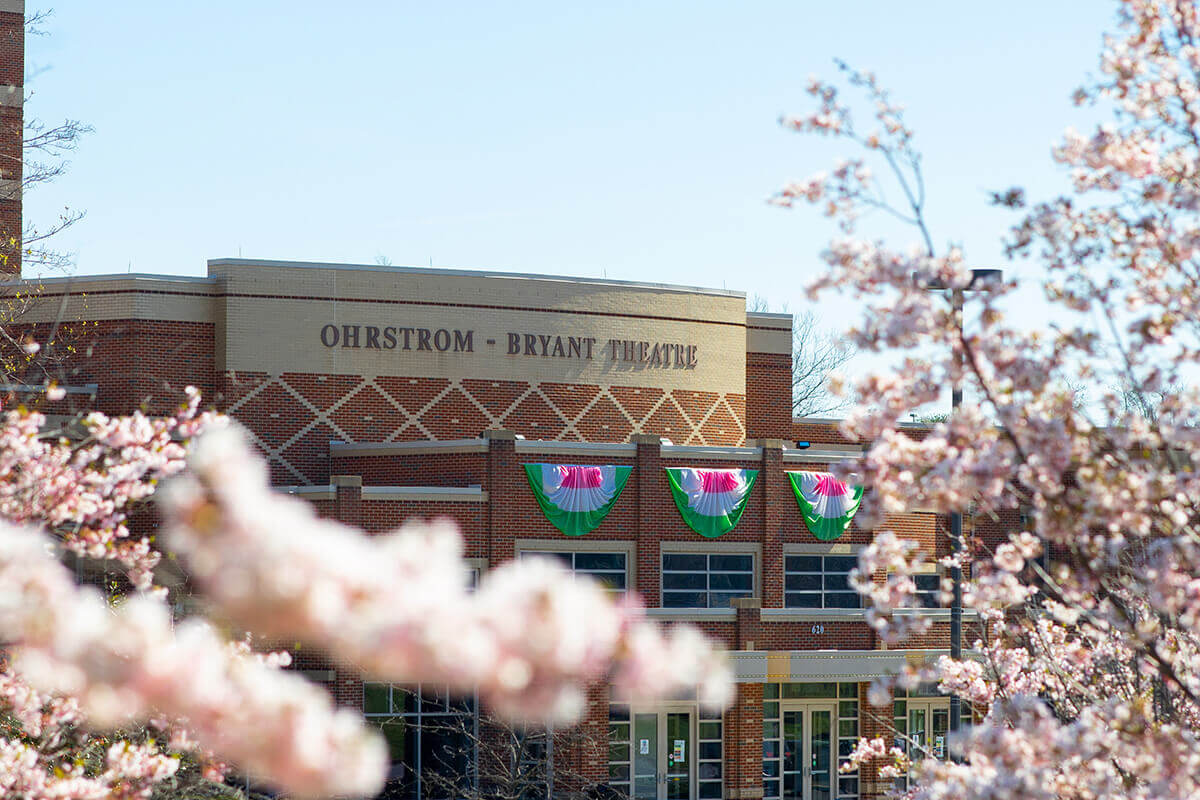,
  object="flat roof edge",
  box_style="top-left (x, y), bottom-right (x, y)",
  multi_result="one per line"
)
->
top-left (3, 273), bottom-right (217, 287)
top-left (206, 258), bottom-right (747, 298)
top-left (746, 311), bottom-right (794, 324)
